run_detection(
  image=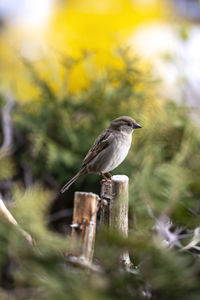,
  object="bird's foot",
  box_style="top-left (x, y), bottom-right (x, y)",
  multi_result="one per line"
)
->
top-left (100, 172), bottom-right (111, 182)
top-left (107, 172), bottom-right (112, 178)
